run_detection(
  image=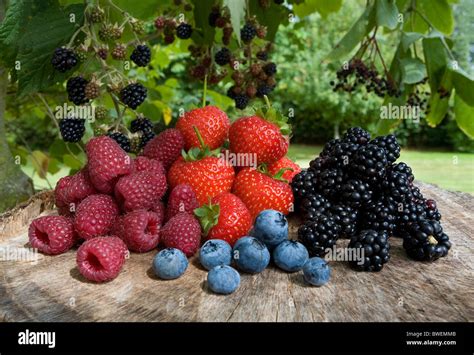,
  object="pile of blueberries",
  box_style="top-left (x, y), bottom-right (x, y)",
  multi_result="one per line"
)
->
top-left (152, 210), bottom-right (331, 294)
